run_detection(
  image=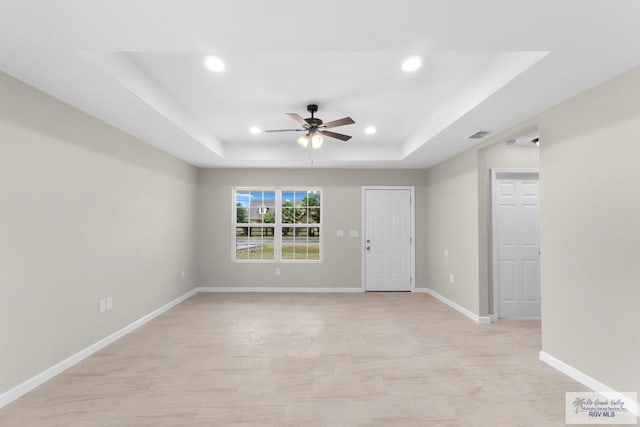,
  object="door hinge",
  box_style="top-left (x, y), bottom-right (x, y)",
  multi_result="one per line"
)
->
top-left (410, 276), bottom-right (413, 284)
top-left (410, 236), bottom-right (413, 244)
